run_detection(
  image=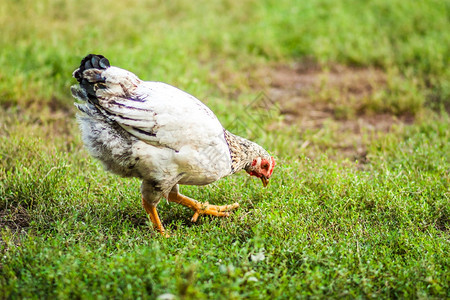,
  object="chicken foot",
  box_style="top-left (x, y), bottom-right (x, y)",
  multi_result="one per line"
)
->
top-left (168, 192), bottom-right (239, 222)
top-left (142, 197), bottom-right (166, 235)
